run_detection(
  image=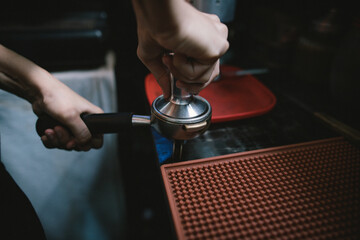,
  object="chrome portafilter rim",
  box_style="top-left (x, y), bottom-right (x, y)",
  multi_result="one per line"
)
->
top-left (150, 72), bottom-right (212, 141)
top-left (150, 94), bottom-right (212, 142)
top-left (152, 95), bottom-right (212, 125)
